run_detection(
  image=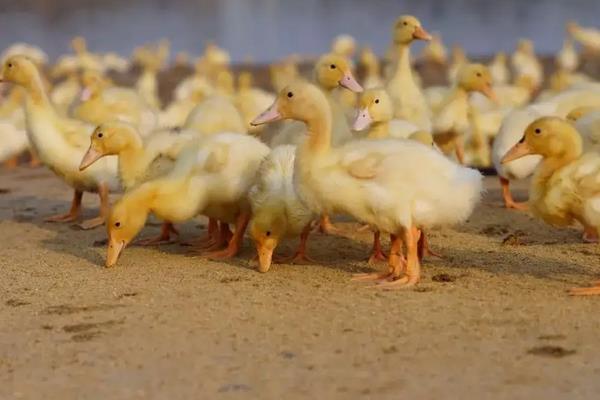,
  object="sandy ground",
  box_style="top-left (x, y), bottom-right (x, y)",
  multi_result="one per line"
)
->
top-left (1, 166), bottom-right (599, 400)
